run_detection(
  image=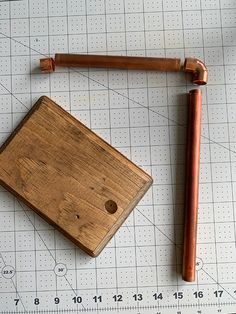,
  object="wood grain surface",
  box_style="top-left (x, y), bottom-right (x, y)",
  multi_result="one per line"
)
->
top-left (0, 96), bottom-right (152, 256)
